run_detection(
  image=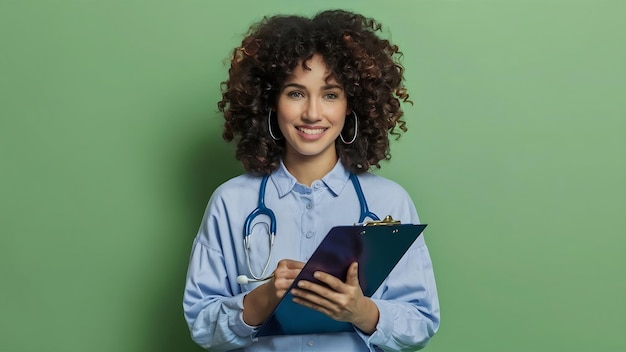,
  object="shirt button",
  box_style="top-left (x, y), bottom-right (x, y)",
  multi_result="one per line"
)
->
top-left (306, 339), bottom-right (314, 347)
top-left (313, 182), bottom-right (320, 189)
top-left (306, 202), bottom-right (312, 209)
top-left (305, 231), bottom-right (313, 238)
